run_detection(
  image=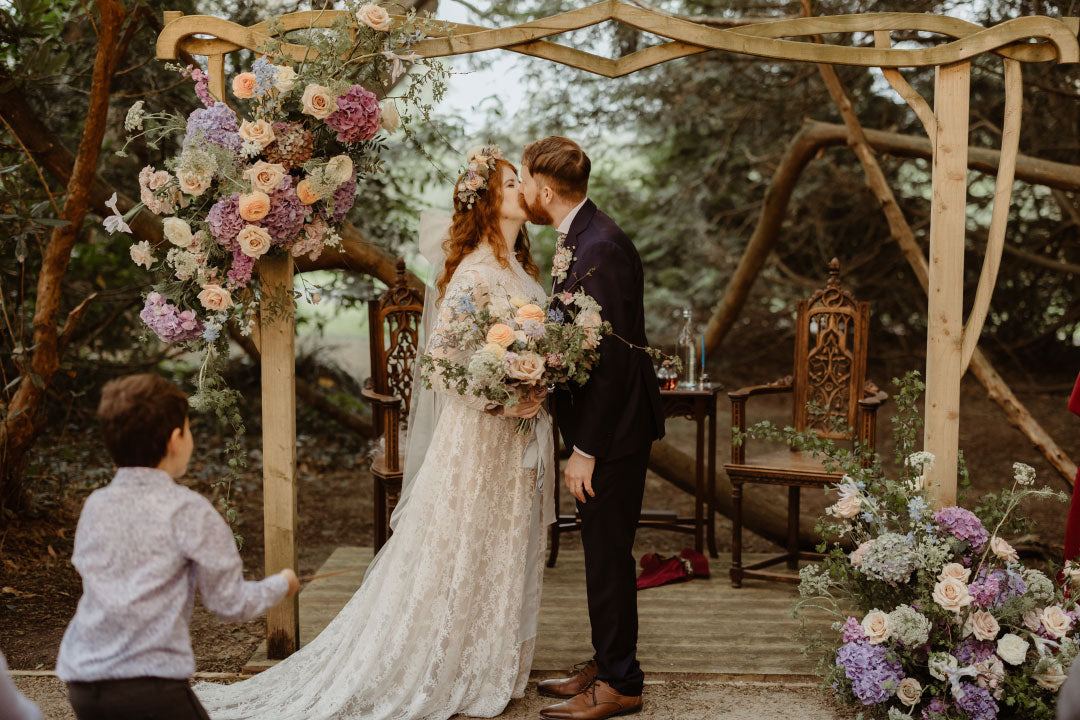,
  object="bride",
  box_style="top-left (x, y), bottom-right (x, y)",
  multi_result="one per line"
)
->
top-left (195, 147), bottom-right (555, 719)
